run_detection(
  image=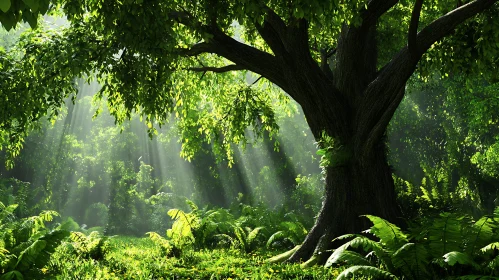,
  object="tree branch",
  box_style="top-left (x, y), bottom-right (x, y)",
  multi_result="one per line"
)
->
top-left (408, 0), bottom-right (424, 57)
top-left (207, 27), bottom-right (290, 93)
top-left (186, 64), bottom-right (246, 73)
top-left (415, 0), bottom-right (498, 56)
top-left (356, 0), bottom-right (498, 158)
top-left (320, 48), bottom-right (334, 81)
